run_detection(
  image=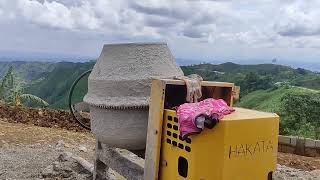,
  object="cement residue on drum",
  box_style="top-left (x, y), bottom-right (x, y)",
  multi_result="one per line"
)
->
top-left (84, 43), bottom-right (184, 150)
